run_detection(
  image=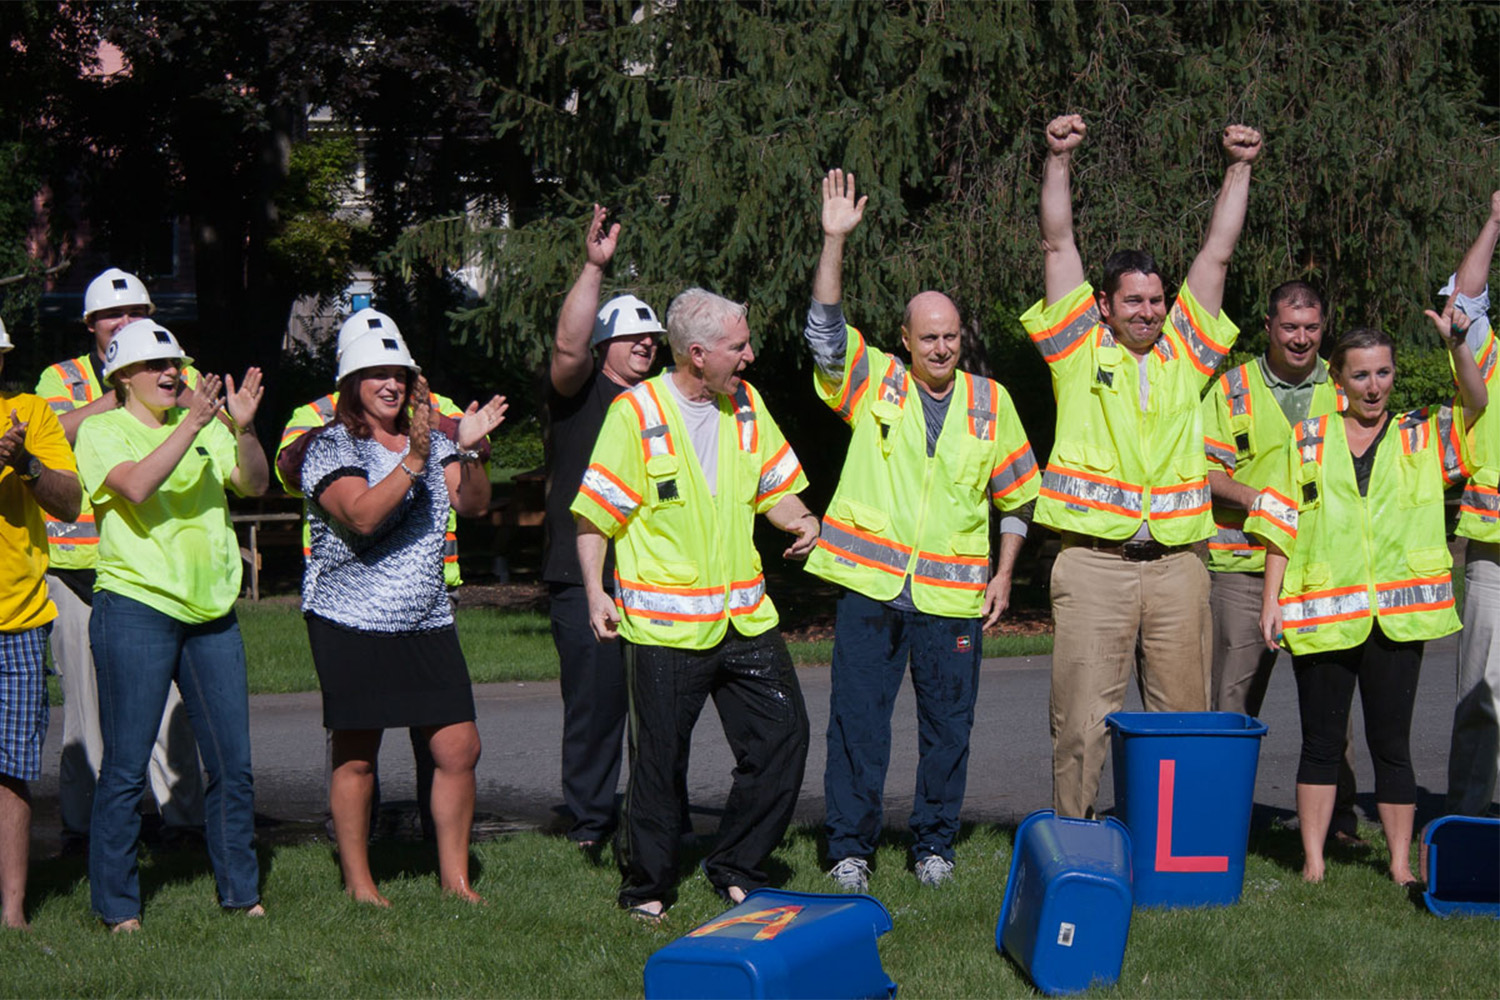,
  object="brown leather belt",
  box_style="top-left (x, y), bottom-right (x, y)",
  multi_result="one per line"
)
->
top-left (1062, 532), bottom-right (1192, 562)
